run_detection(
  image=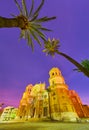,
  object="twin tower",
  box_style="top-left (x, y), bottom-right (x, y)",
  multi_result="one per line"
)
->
top-left (18, 67), bottom-right (89, 121)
